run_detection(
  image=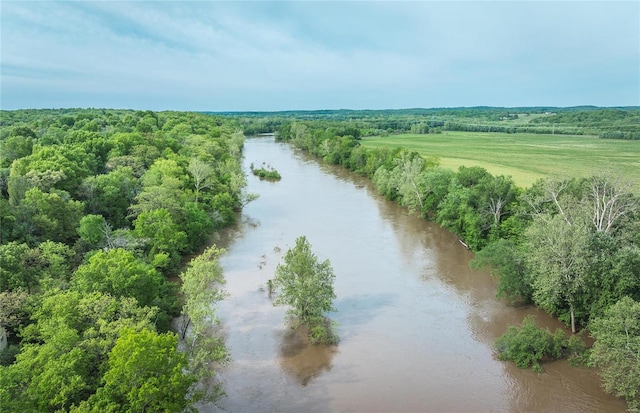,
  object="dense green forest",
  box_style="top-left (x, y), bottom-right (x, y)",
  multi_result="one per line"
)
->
top-left (0, 109), bottom-right (249, 411)
top-left (268, 115), bottom-right (640, 410)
